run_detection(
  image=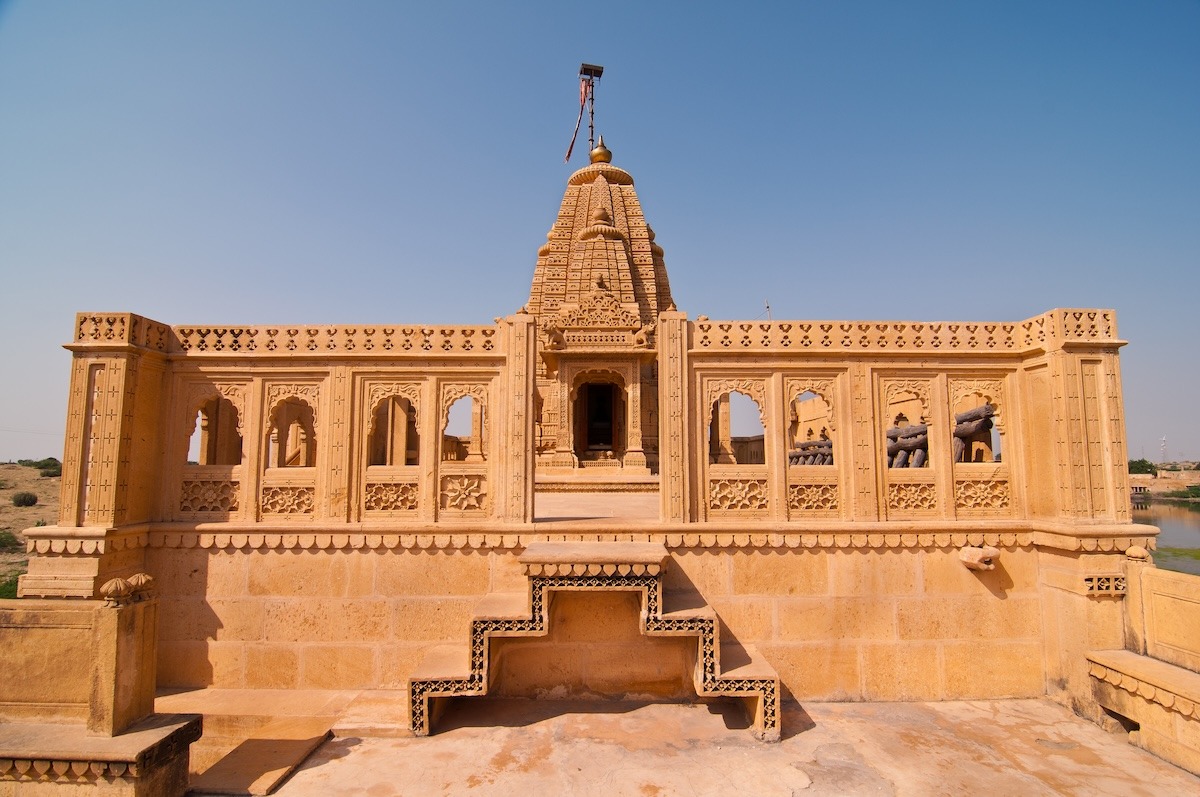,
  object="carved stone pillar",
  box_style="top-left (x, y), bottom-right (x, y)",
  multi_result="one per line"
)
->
top-left (624, 365), bottom-right (647, 469)
top-left (465, 400), bottom-right (485, 462)
top-left (715, 394), bottom-right (736, 464)
top-left (658, 312), bottom-right (690, 522)
top-left (550, 376), bottom-right (578, 467)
